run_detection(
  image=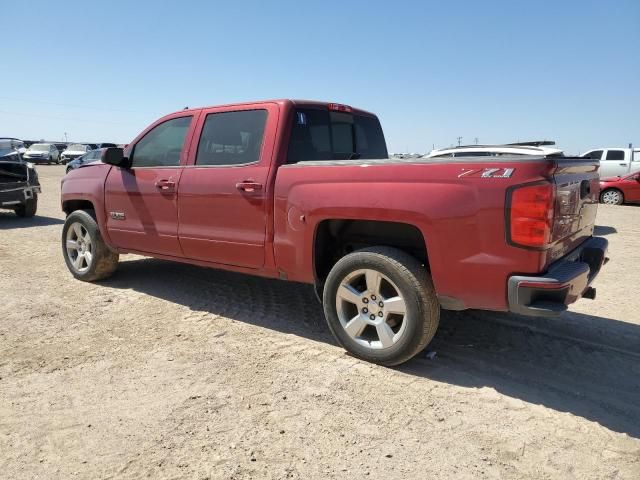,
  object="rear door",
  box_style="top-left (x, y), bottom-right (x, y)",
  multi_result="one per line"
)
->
top-left (177, 104), bottom-right (278, 268)
top-left (602, 149), bottom-right (629, 176)
top-left (104, 114), bottom-right (196, 256)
